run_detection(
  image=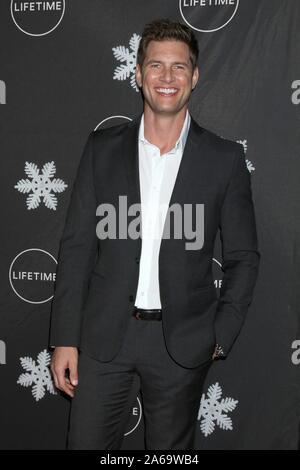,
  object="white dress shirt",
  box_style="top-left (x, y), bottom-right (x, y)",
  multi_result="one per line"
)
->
top-left (134, 110), bottom-right (191, 309)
